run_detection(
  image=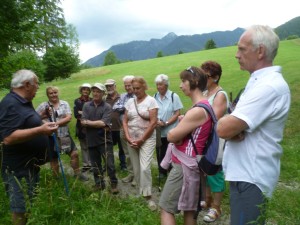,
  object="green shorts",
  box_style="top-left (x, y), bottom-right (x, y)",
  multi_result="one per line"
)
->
top-left (158, 163), bottom-right (183, 214)
top-left (206, 170), bottom-right (225, 192)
